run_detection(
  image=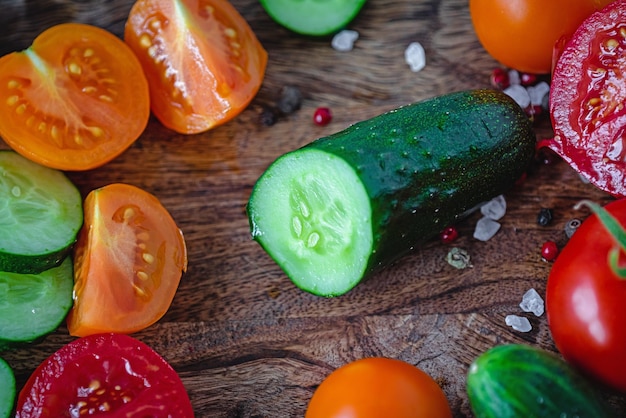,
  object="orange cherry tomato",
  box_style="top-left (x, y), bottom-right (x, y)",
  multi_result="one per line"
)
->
top-left (0, 23), bottom-right (150, 171)
top-left (305, 357), bottom-right (453, 418)
top-left (67, 183), bottom-right (188, 337)
top-left (469, 0), bottom-right (613, 74)
top-left (124, 0), bottom-right (268, 134)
